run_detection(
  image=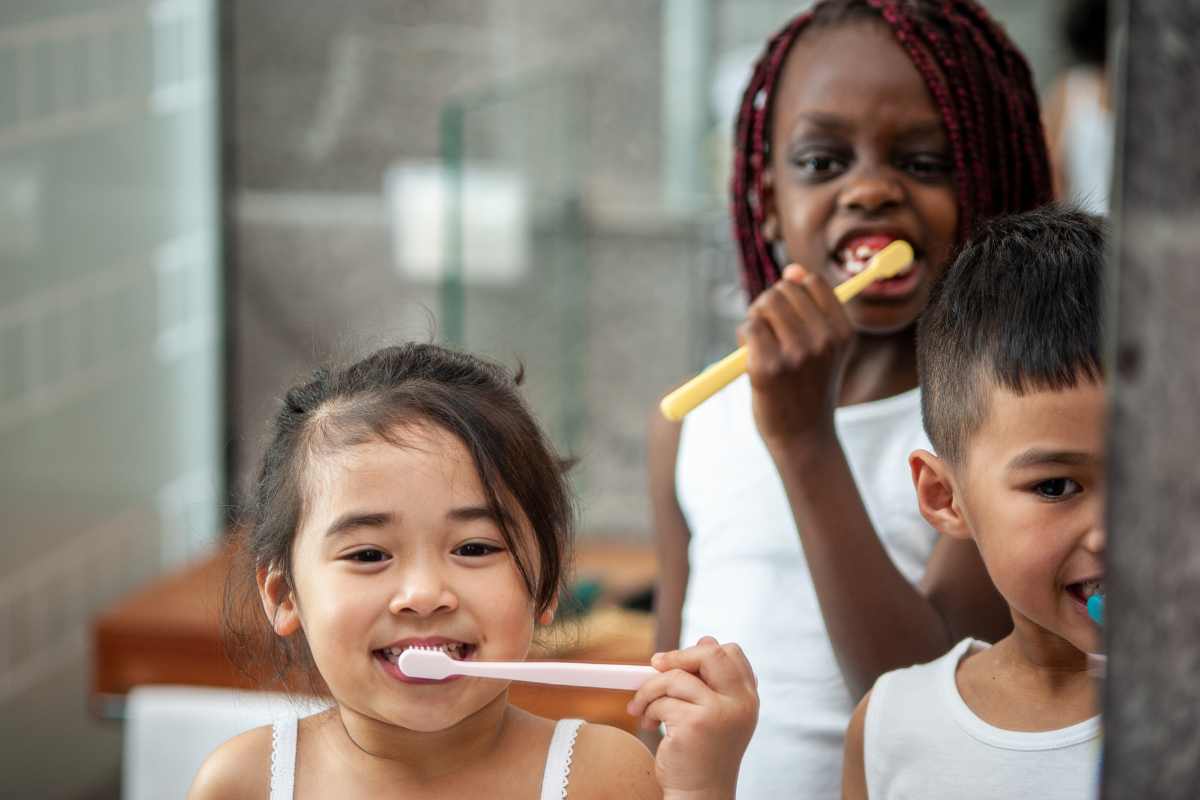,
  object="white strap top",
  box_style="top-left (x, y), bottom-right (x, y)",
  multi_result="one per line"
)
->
top-left (269, 716), bottom-right (584, 799)
top-left (864, 639), bottom-right (1101, 798)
